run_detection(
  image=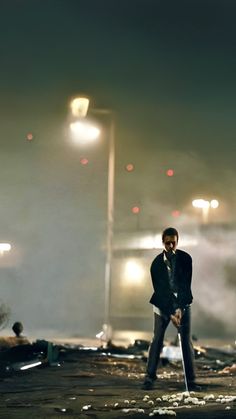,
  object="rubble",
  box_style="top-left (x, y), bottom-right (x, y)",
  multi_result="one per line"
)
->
top-left (0, 335), bottom-right (235, 418)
